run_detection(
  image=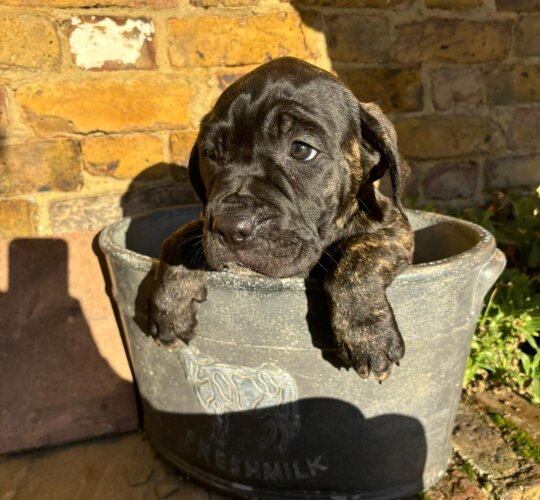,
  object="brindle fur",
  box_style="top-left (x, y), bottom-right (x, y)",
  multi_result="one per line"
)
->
top-left (148, 57), bottom-right (414, 380)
